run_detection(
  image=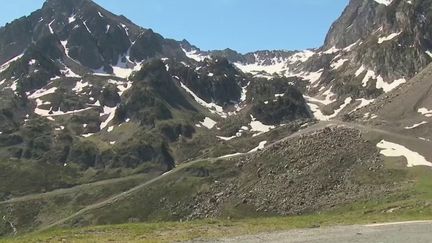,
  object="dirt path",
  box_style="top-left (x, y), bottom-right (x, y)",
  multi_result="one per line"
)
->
top-left (0, 173), bottom-right (152, 205)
